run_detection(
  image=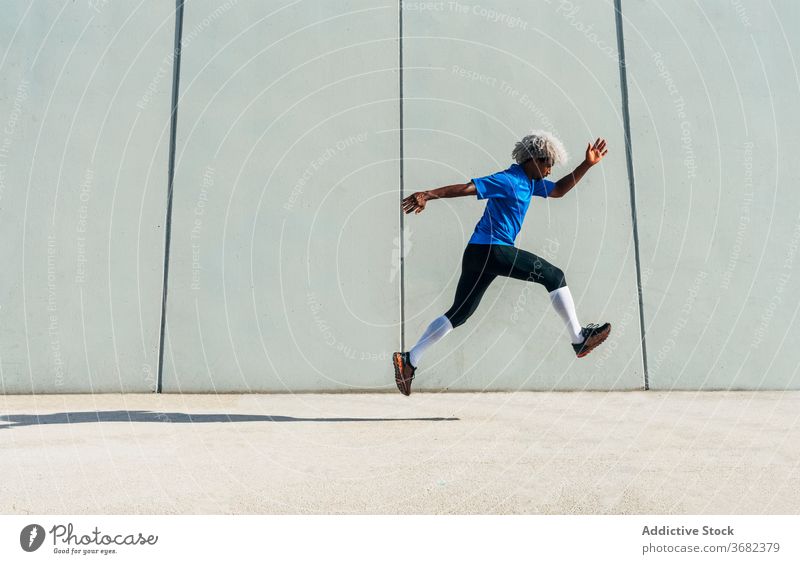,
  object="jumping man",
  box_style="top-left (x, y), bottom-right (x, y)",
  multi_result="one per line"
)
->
top-left (392, 131), bottom-right (612, 396)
